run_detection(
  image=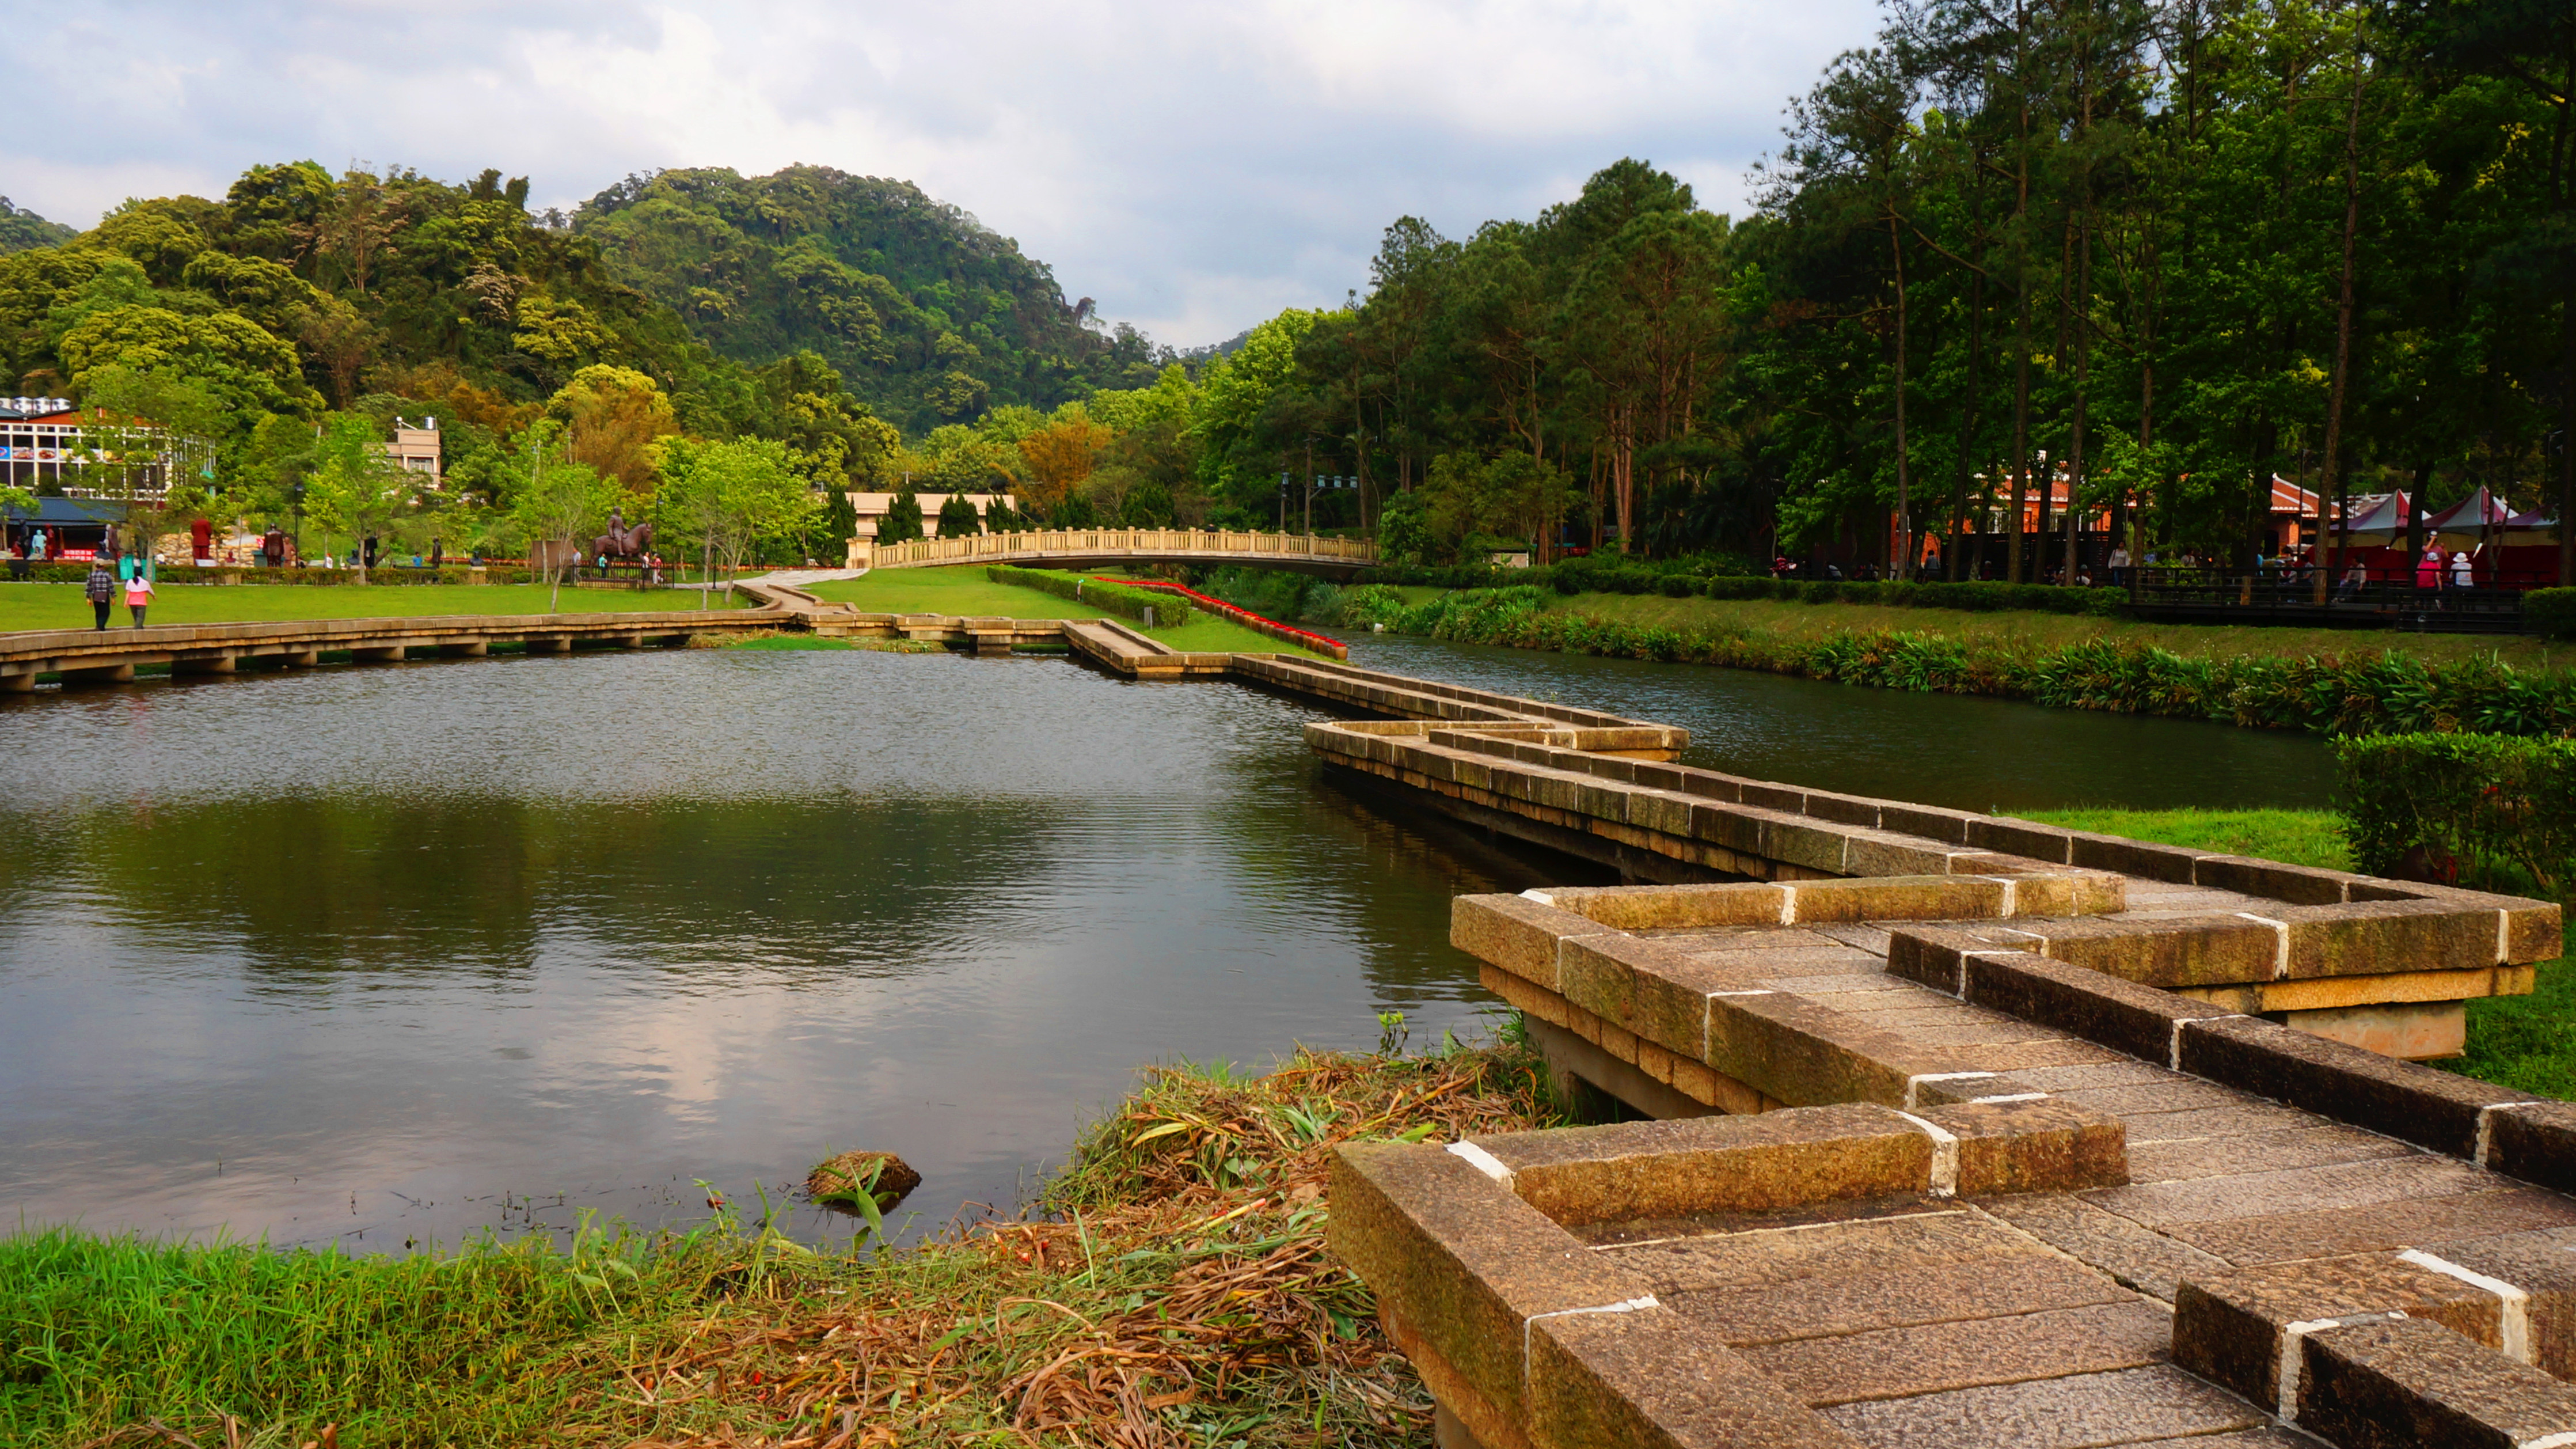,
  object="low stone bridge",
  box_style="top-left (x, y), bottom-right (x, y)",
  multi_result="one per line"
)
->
top-left (0, 608), bottom-right (779, 689)
top-left (855, 527), bottom-right (1376, 578)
